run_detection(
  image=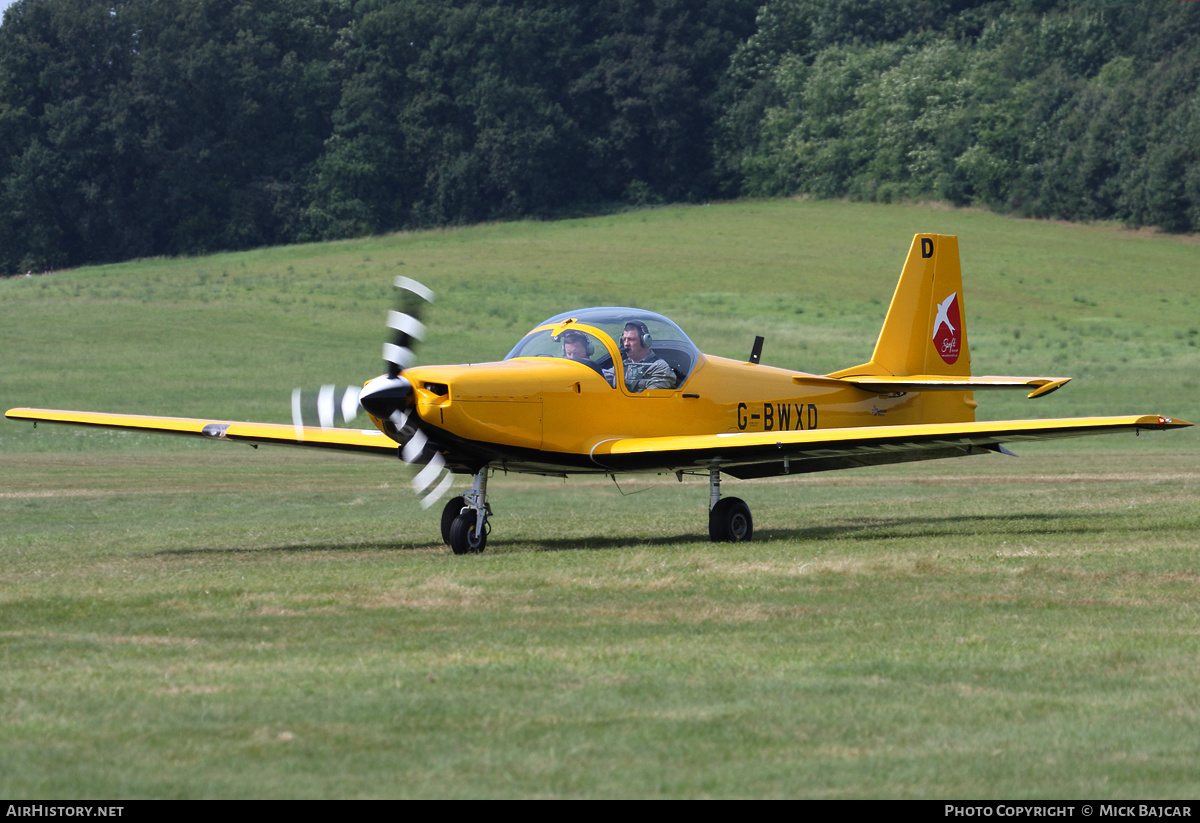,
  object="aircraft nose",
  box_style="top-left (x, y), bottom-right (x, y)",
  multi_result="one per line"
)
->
top-left (359, 374), bottom-right (414, 420)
